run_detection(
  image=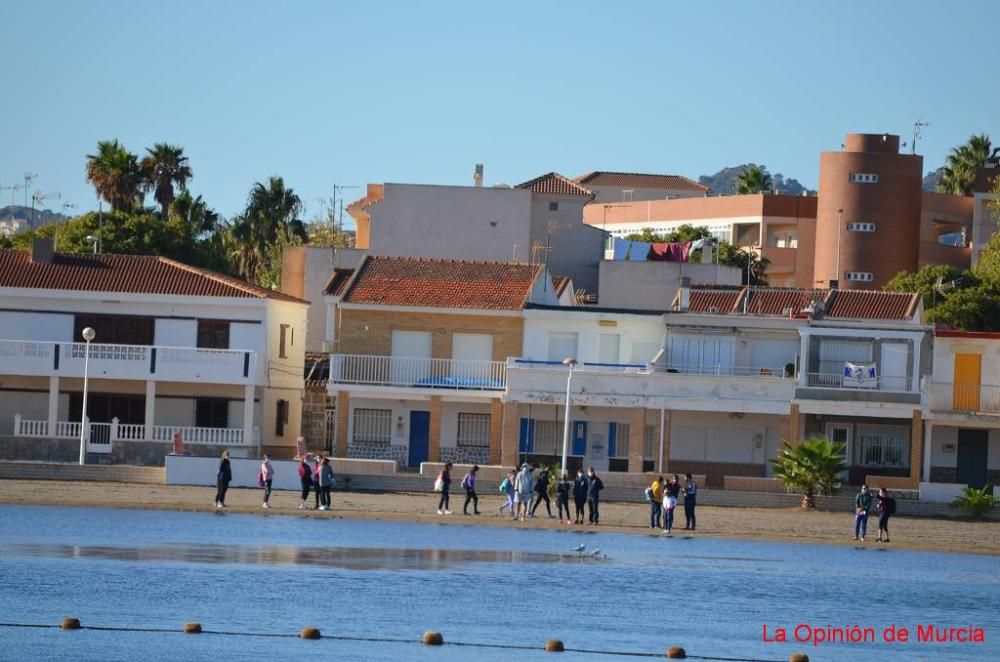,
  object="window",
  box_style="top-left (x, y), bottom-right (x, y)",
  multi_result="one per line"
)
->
top-left (532, 420), bottom-right (560, 455)
top-left (548, 201), bottom-right (559, 211)
top-left (818, 339), bottom-right (873, 376)
top-left (275, 399), bottom-right (289, 436)
top-left (279, 324), bottom-right (291, 358)
top-left (622, 190), bottom-right (634, 202)
top-left (352, 408), bottom-right (391, 444)
top-left (457, 413), bottom-right (490, 447)
top-left (857, 425), bottom-right (909, 469)
top-left (847, 222), bottom-right (876, 232)
top-left (547, 332), bottom-right (578, 362)
top-left (849, 173), bottom-right (879, 184)
top-left (644, 424), bottom-right (657, 460)
top-left (74, 314), bottom-right (154, 346)
top-left (196, 398), bottom-right (230, 428)
top-left (845, 272), bottom-right (874, 282)
top-left (615, 423), bottom-right (630, 458)
top-left (197, 320), bottom-right (230, 349)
